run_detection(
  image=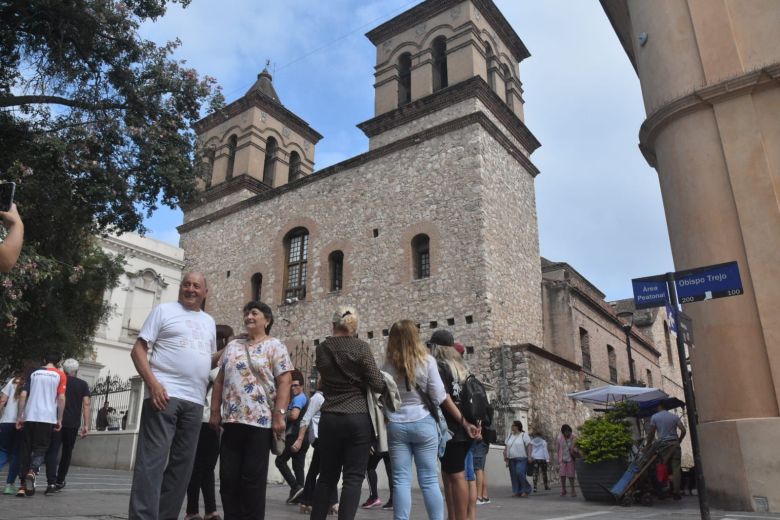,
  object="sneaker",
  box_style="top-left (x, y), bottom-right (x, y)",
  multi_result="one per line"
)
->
top-left (16, 486), bottom-right (26, 497)
top-left (287, 486), bottom-right (304, 505)
top-left (55, 481), bottom-right (66, 491)
top-left (481, 497), bottom-right (491, 504)
top-left (24, 472), bottom-right (35, 496)
top-left (361, 497), bottom-right (382, 509)
top-left (44, 484), bottom-right (58, 495)
top-left (476, 498), bottom-right (485, 505)
top-left (381, 500), bottom-right (393, 511)
top-left (533, 487), bottom-right (538, 492)
top-left (3, 484), bottom-right (16, 495)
